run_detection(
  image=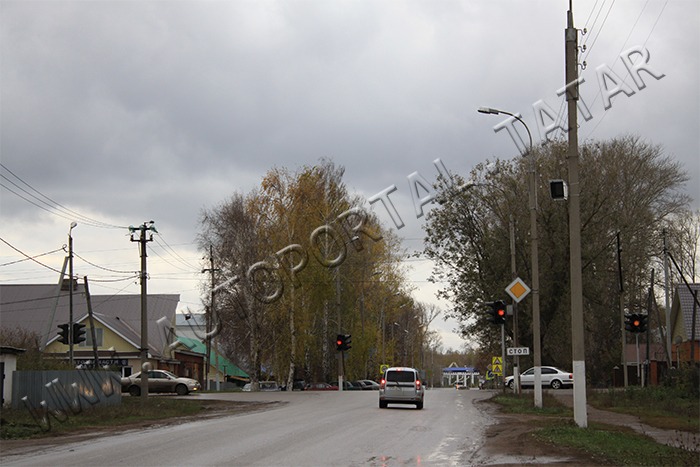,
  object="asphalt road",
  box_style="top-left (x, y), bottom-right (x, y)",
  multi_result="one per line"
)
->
top-left (1, 388), bottom-right (497, 466)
